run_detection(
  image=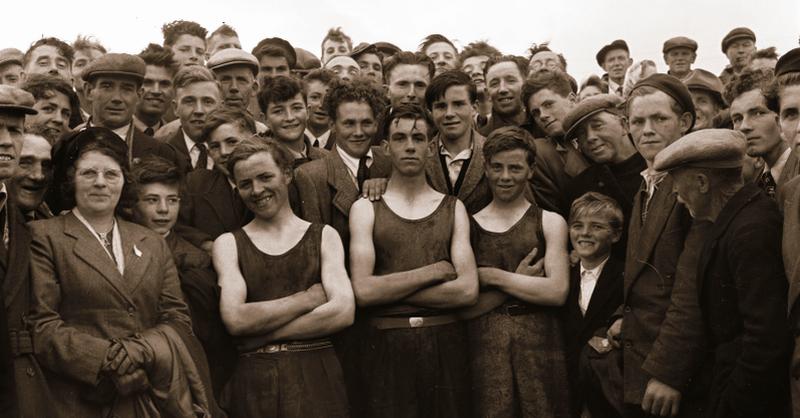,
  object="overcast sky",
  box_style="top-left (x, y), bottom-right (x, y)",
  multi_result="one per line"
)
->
top-left (3, 0), bottom-right (799, 82)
